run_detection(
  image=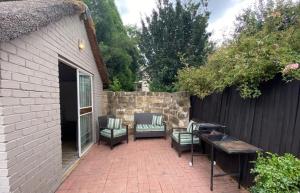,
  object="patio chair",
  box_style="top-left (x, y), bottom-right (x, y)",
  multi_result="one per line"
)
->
top-left (133, 113), bottom-right (167, 140)
top-left (98, 115), bottom-right (128, 149)
top-left (171, 120), bottom-right (200, 157)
